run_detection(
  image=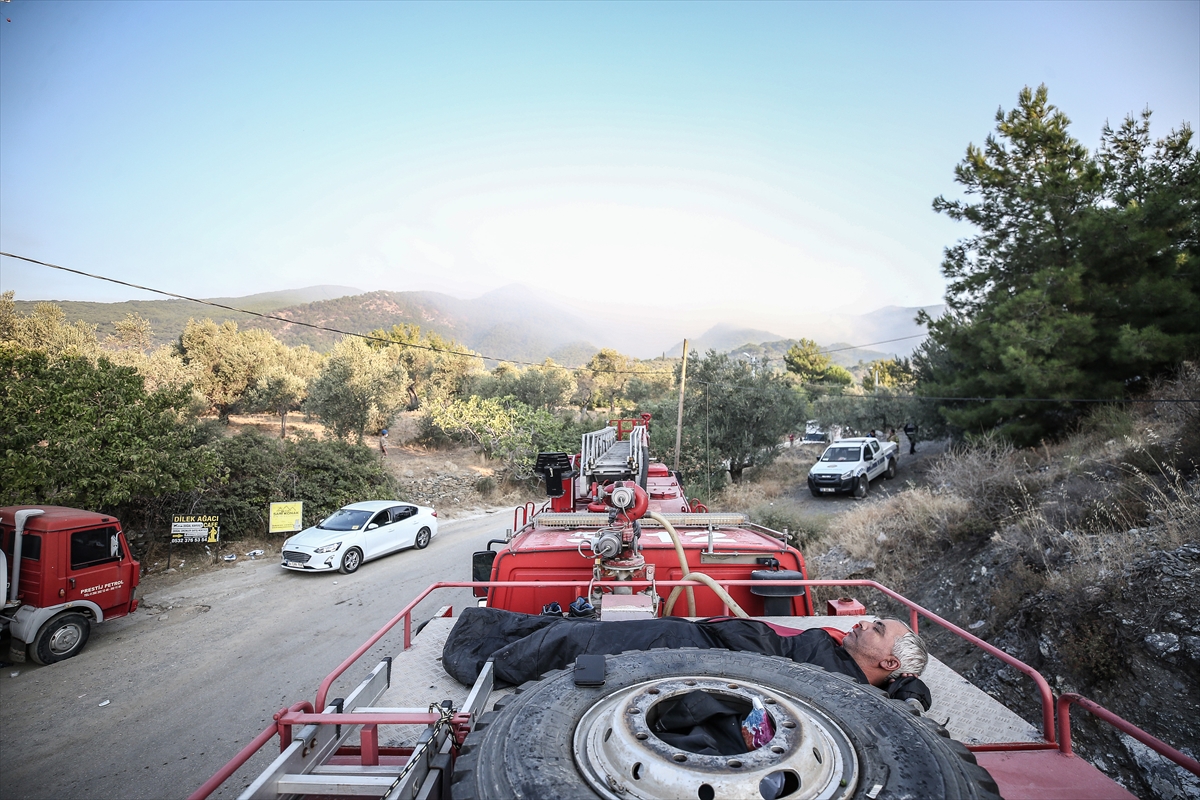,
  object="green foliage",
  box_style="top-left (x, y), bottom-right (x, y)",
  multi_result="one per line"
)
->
top-left (919, 86), bottom-right (1200, 444)
top-left (861, 358), bottom-right (914, 392)
top-left (369, 324), bottom-right (482, 408)
top-left (1, 292), bottom-right (100, 359)
top-left (0, 348), bottom-right (214, 511)
top-left (822, 364), bottom-right (854, 386)
top-left (305, 337), bottom-right (409, 442)
top-left (811, 390), bottom-right (932, 438)
top-left (572, 348), bottom-right (634, 412)
top-left (176, 319), bottom-right (287, 420)
top-left (468, 360), bottom-right (575, 410)
top-left (783, 339), bottom-right (832, 382)
top-left (187, 431), bottom-right (397, 540)
top-left (646, 350), bottom-right (807, 485)
top-left (622, 359), bottom-right (677, 405)
top-left (748, 504), bottom-right (826, 550)
top-left (243, 345), bottom-right (322, 437)
top-left (424, 394), bottom-right (598, 478)
top-left (424, 396), bottom-right (546, 477)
